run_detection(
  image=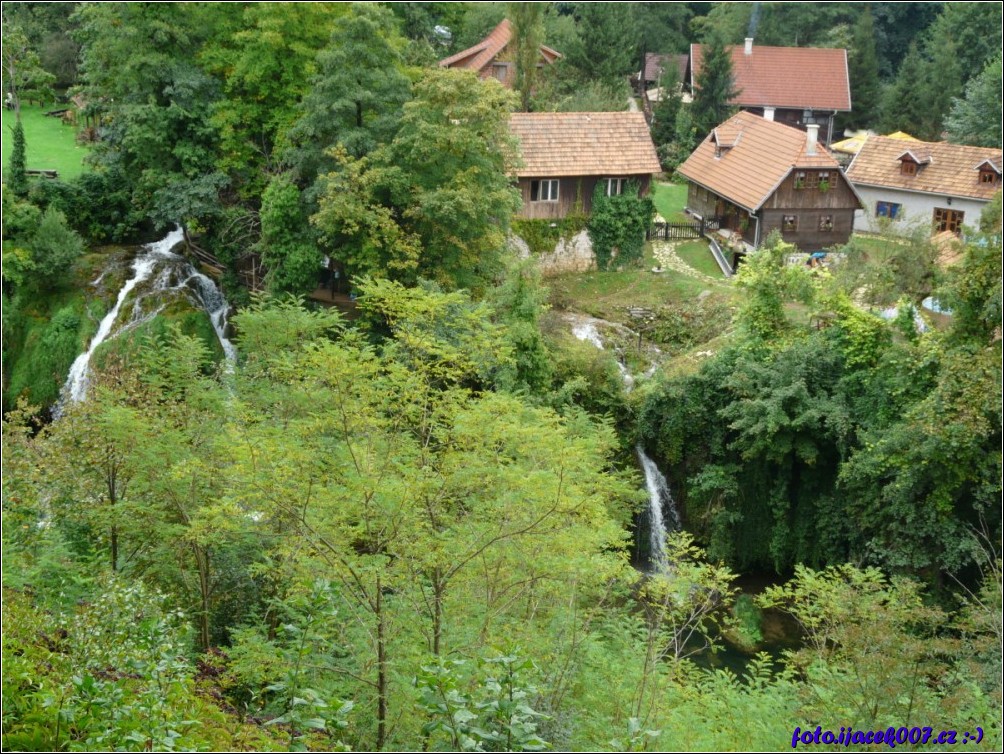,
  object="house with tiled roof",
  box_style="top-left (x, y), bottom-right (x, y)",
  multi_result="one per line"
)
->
top-left (508, 112), bottom-right (662, 219)
top-left (689, 38), bottom-right (850, 145)
top-left (846, 136), bottom-right (1003, 236)
top-left (677, 111), bottom-right (863, 251)
top-left (439, 19), bottom-right (560, 88)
